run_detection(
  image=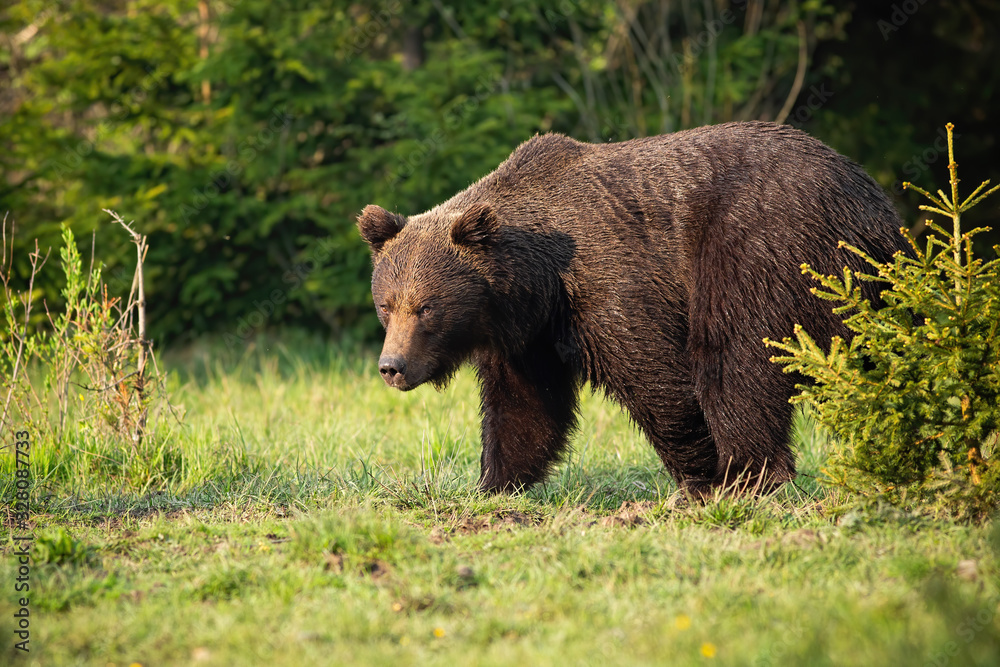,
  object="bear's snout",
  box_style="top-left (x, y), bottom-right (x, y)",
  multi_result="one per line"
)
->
top-left (379, 355), bottom-right (408, 388)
